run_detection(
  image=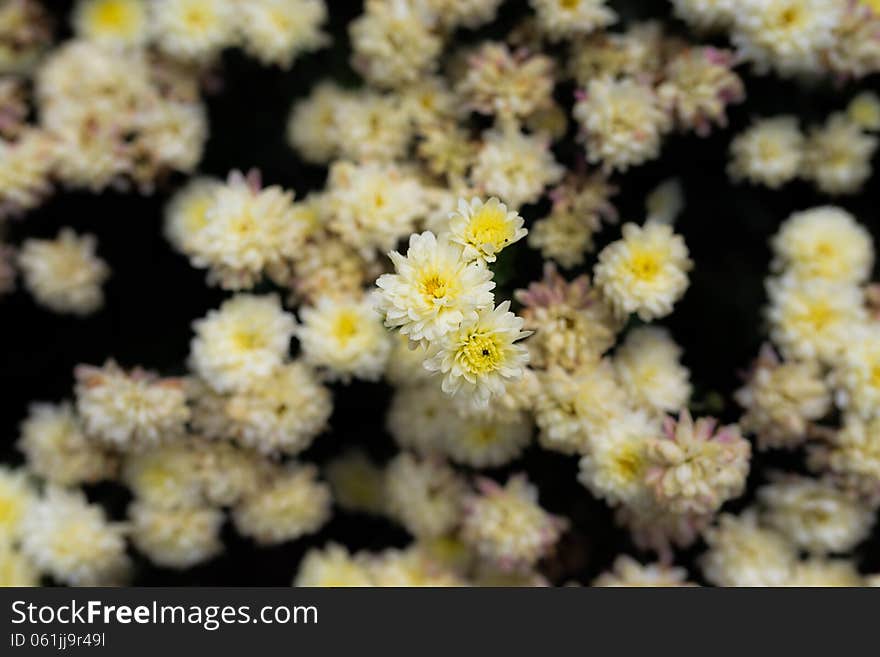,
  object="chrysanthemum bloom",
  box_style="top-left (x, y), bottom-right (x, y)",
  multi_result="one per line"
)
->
top-left (129, 501), bottom-right (223, 570)
top-left (670, 0), bottom-right (736, 32)
top-left (333, 91), bottom-right (412, 163)
top-left (327, 160), bottom-right (427, 259)
top-left (0, 130), bottom-right (56, 218)
top-left (325, 450), bottom-right (387, 516)
top-left (529, 0), bottom-right (615, 40)
top-left (516, 263), bottom-right (620, 371)
top-left (20, 486), bottom-right (130, 586)
top-left (578, 410), bottom-right (657, 507)
top-left (74, 361), bottom-right (189, 452)
top-left (297, 293), bottom-right (391, 383)
top-left (190, 170), bottom-right (305, 290)
top-left (444, 410), bottom-right (532, 468)
top-left (72, 0), bottom-right (150, 49)
top-left (366, 547), bottom-right (464, 587)
top-left (593, 555), bottom-right (696, 587)
top-left (122, 443), bottom-right (204, 509)
top-left (615, 502), bottom-right (711, 561)
top-left (448, 197), bottom-right (527, 264)
top-left (151, 0), bottom-right (237, 62)
top-left (0, 0), bottom-right (53, 75)
top-left (232, 464), bottom-right (331, 545)
top-left (783, 558), bottom-right (863, 587)
top-left (645, 411), bottom-right (750, 515)
top-left (831, 329), bottom-right (880, 420)
top-left (222, 361), bottom-right (332, 456)
top-left (771, 206), bottom-right (873, 285)
top-left (574, 77), bottom-right (671, 172)
top-left (808, 414), bottom-right (880, 502)
top-left (401, 76), bottom-right (460, 128)
top-left (457, 42), bottom-right (555, 120)
top-left (236, 0), bottom-right (328, 69)
top-left (377, 231), bottom-right (495, 345)
top-left (827, 3), bottom-right (880, 79)
top-left (758, 475), bottom-right (874, 555)
top-left (188, 439), bottom-right (264, 508)
top-left (0, 542), bottom-right (39, 587)
top-left (386, 383), bottom-right (451, 454)
top-left (594, 221), bottom-right (692, 321)
top-left (735, 345), bottom-right (831, 451)
top-left (658, 47), bottom-right (744, 136)
top-left (728, 116), bottom-right (805, 189)
top-left (349, 0), bottom-right (441, 88)
top-left (731, 0), bottom-right (842, 76)
top-left (461, 475), bottom-right (566, 572)
top-left (163, 177), bottom-right (221, 259)
top-left (294, 543), bottom-right (374, 587)
top-left (534, 360), bottom-right (630, 455)
top-left (384, 453), bottom-right (466, 539)
top-left (848, 92), bottom-right (880, 131)
top-left (18, 228), bottom-right (109, 315)
top-left (470, 127), bottom-right (564, 209)
top-left (416, 121), bottom-right (477, 181)
top-left (285, 231), bottom-right (377, 306)
top-left (0, 466), bottom-right (35, 541)
top-left (613, 327), bottom-right (692, 415)
top-left (286, 82), bottom-right (352, 164)
top-left (189, 293), bottom-right (296, 393)
top-left (700, 511), bottom-right (797, 587)
top-left (424, 301), bottom-right (532, 409)
top-left (765, 275), bottom-right (866, 363)
top-left (802, 113), bottom-right (878, 196)
top-left (17, 402), bottom-right (118, 486)
top-left (568, 23), bottom-right (663, 84)
top-left (528, 174), bottom-right (619, 268)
